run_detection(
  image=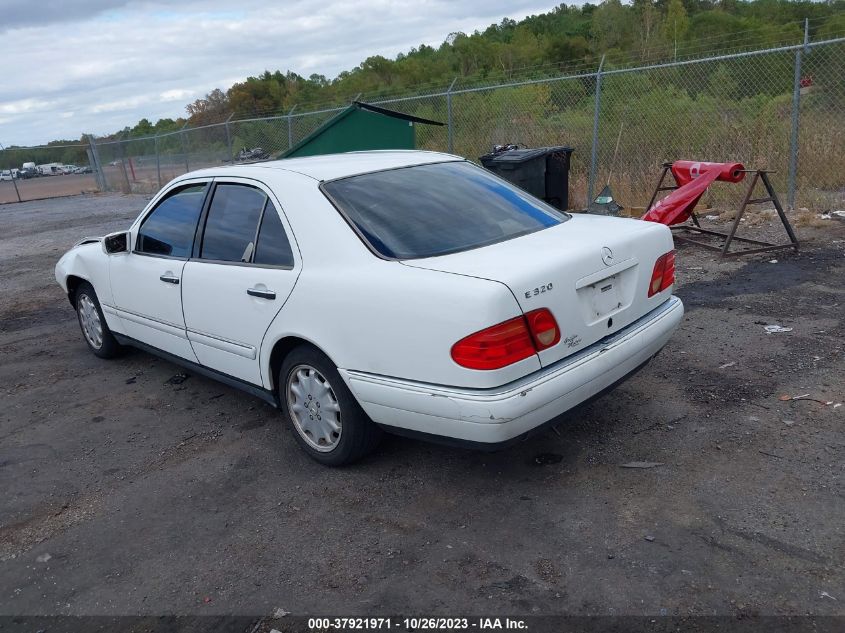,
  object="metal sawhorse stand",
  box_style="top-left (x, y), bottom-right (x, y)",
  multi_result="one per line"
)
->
top-left (646, 163), bottom-right (800, 258)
